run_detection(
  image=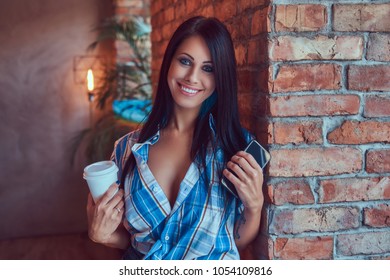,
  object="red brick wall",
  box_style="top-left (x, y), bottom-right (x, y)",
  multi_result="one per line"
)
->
top-left (113, 0), bottom-right (150, 63)
top-left (267, 1), bottom-right (390, 260)
top-left (148, 0), bottom-right (390, 260)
